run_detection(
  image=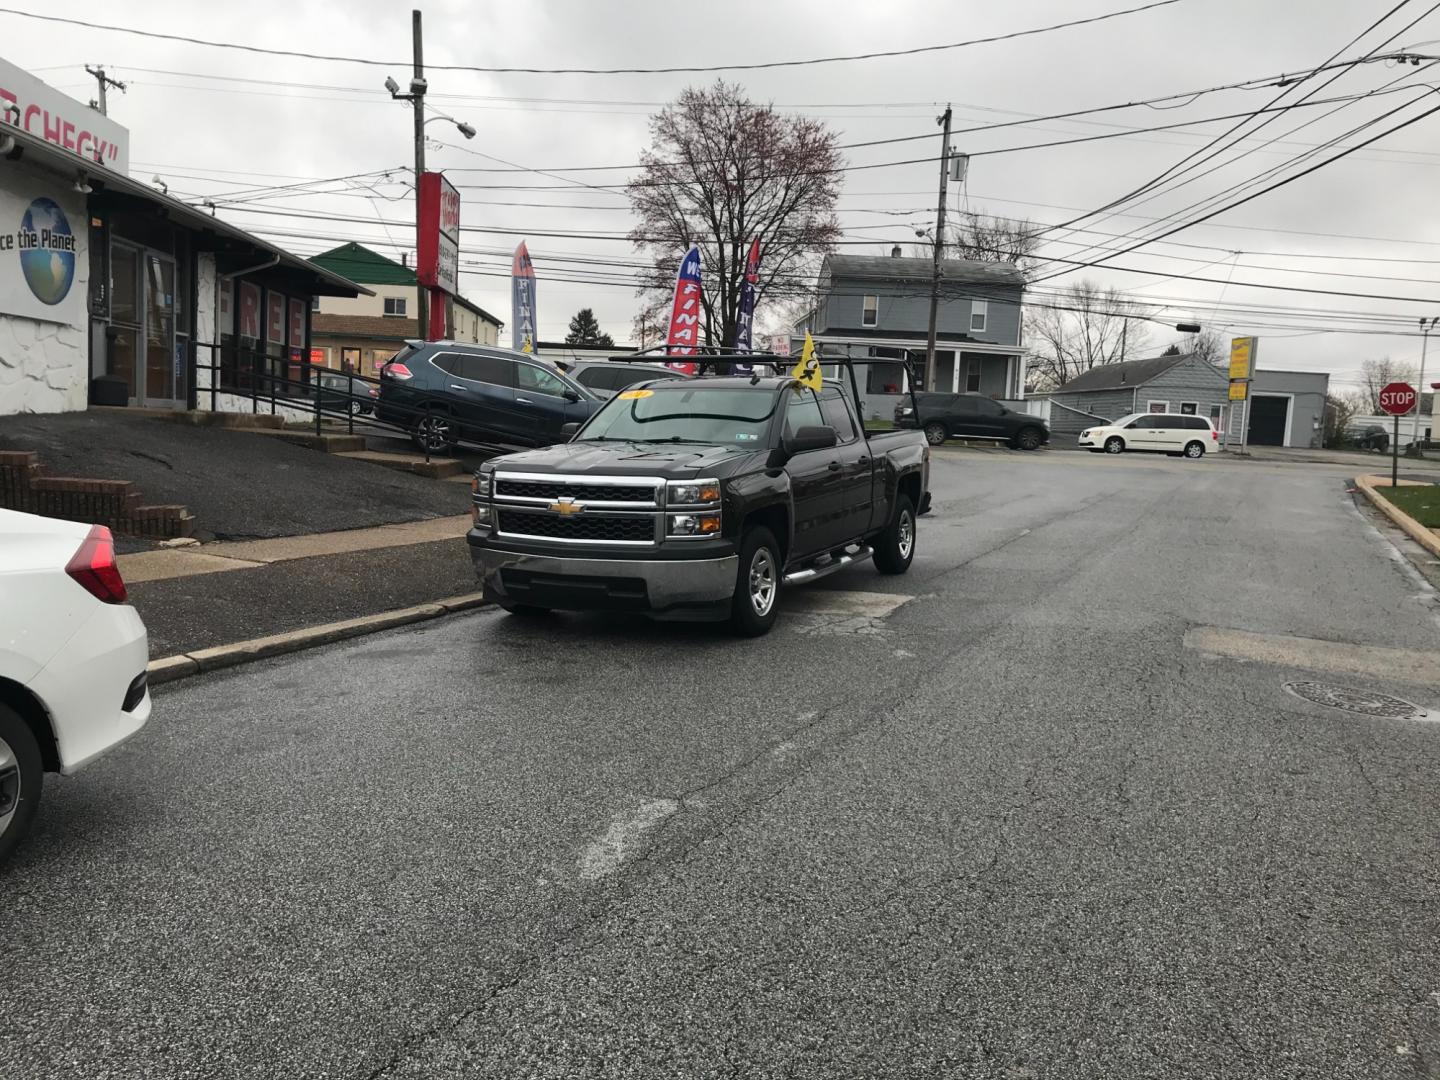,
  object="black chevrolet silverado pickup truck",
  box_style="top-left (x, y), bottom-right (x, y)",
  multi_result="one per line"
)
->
top-left (467, 372), bottom-right (931, 636)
